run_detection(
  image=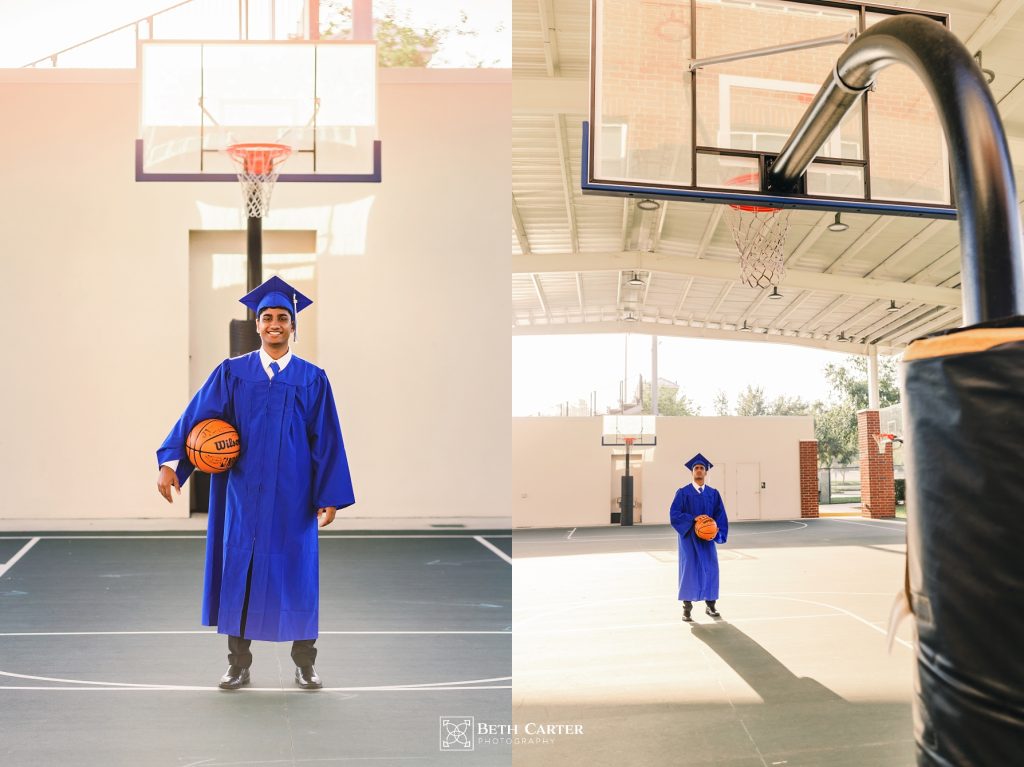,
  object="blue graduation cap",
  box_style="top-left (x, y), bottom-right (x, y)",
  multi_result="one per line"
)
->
top-left (239, 275), bottom-right (313, 341)
top-left (685, 453), bottom-right (713, 471)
